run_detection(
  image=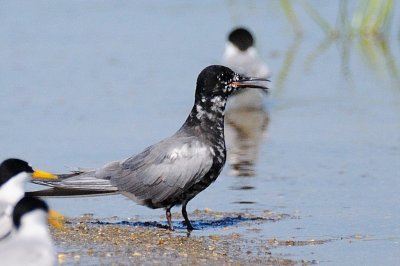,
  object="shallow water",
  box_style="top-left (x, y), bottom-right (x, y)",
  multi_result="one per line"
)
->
top-left (1, 1), bottom-right (400, 265)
